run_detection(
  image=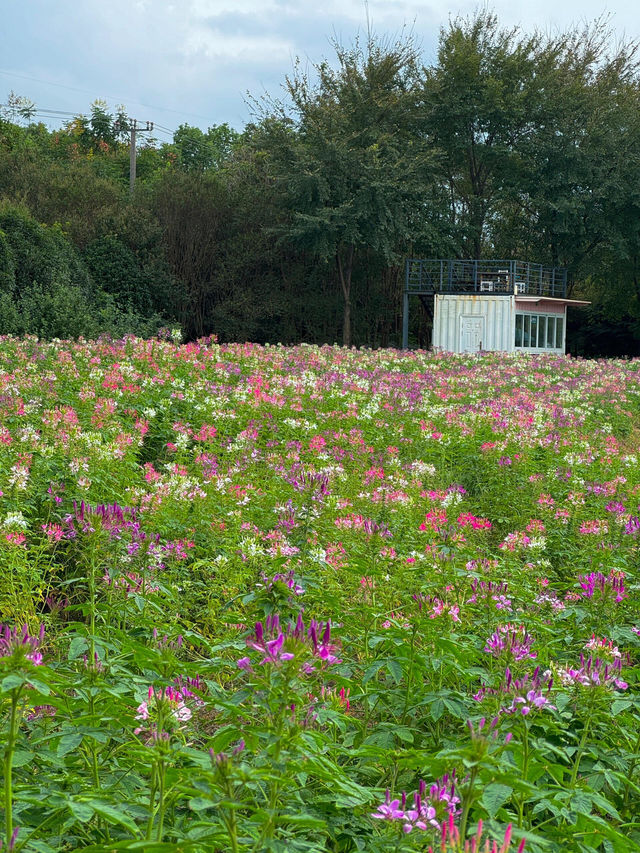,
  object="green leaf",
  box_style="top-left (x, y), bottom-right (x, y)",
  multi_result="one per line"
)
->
top-left (1, 674), bottom-right (26, 692)
top-left (362, 661), bottom-right (384, 684)
top-left (69, 800), bottom-right (95, 823)
top-left (91, 801), bottom-right (139, 834)
top-left (57, 733), bottom-right (84, 757)
top-left (611, 699), bottom-right (632, 716)
top-left (385, 659), bottom-right (403, 684)
top-left (482, 783), bottom-right (513, 817)
top-left (11, 749), bottom-right (33, 767)
top-left (188, 797), bottom-right (214, 811)
top-left (443, 697), bottom-right (467, 718)
top-left (430, 698), bottom-right (444, 721)
top-left (394, 726), bottom-right (414, 744)
top-left (277, 813), bottom-right (328, 829)
top-left (68, 636), bottom-right (88, 661)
